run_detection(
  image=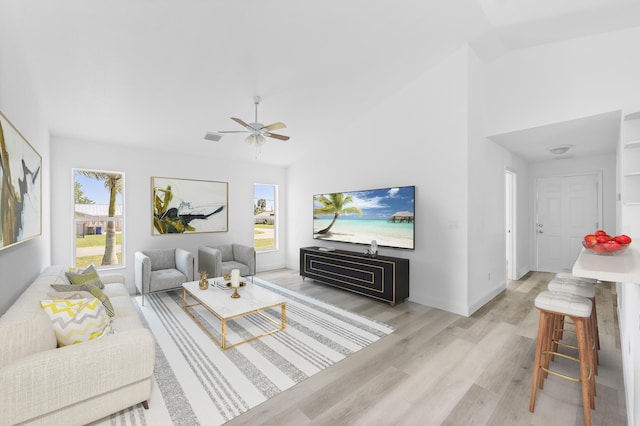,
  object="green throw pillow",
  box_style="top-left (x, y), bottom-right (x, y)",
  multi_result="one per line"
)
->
top-left (46, 290), bottom-right (95, 300)
top-left (65, 265), bottom-right (105, 289)
top-left (51, 283), bottom-right (115, 317)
